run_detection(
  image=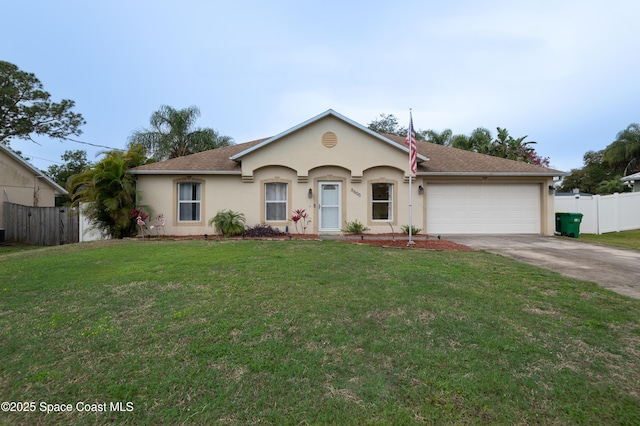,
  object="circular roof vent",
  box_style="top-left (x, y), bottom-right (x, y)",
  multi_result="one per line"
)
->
top-left (322, 131), bottom-right (337, 148)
